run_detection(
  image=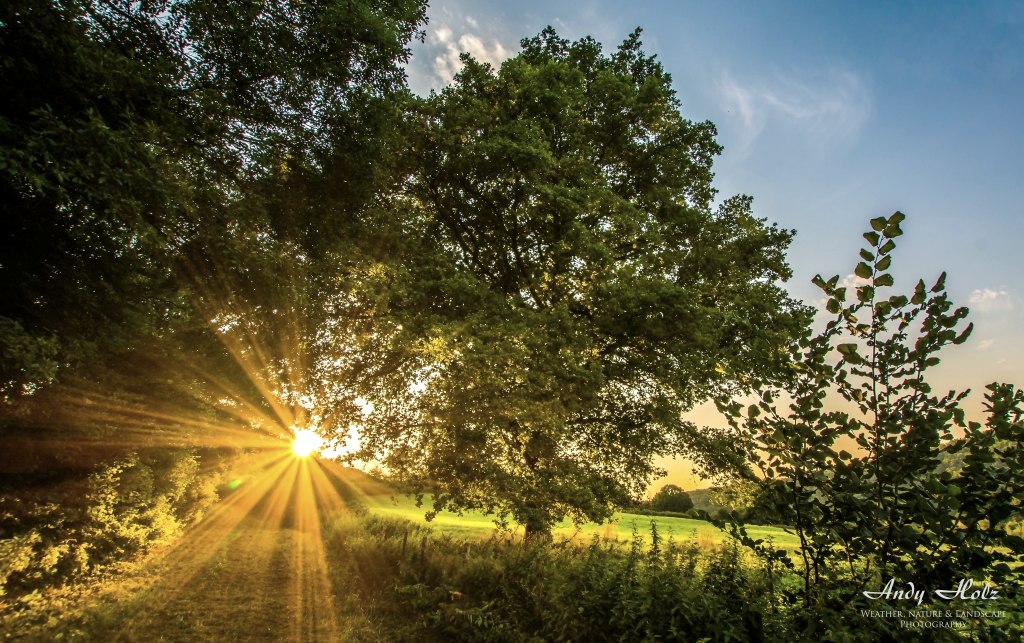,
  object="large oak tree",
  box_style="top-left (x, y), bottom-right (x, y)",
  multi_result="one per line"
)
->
top-left (356, 28), bottom-right (809, 540)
